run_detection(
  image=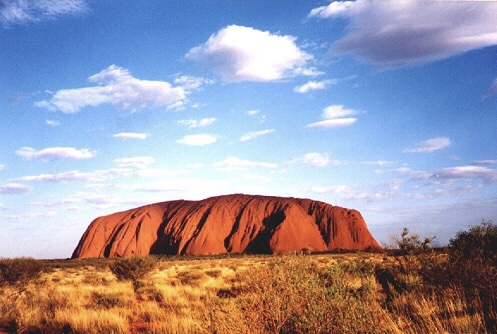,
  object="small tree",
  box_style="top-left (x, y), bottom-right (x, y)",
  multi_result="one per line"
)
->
top-left (109, 255), bottom-right (157, 291)
top-left (391, 228), bottom-right (435, 255)
top-left (447, 220), bottom-right (497, 331)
